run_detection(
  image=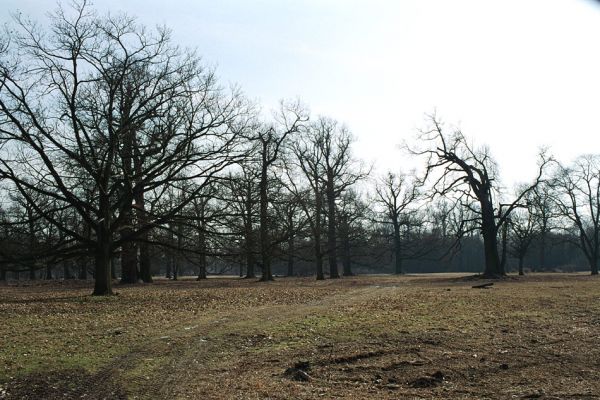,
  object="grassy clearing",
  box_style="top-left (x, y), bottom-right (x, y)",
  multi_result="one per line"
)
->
top-left (1, 274), bottom-right (600, 399)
